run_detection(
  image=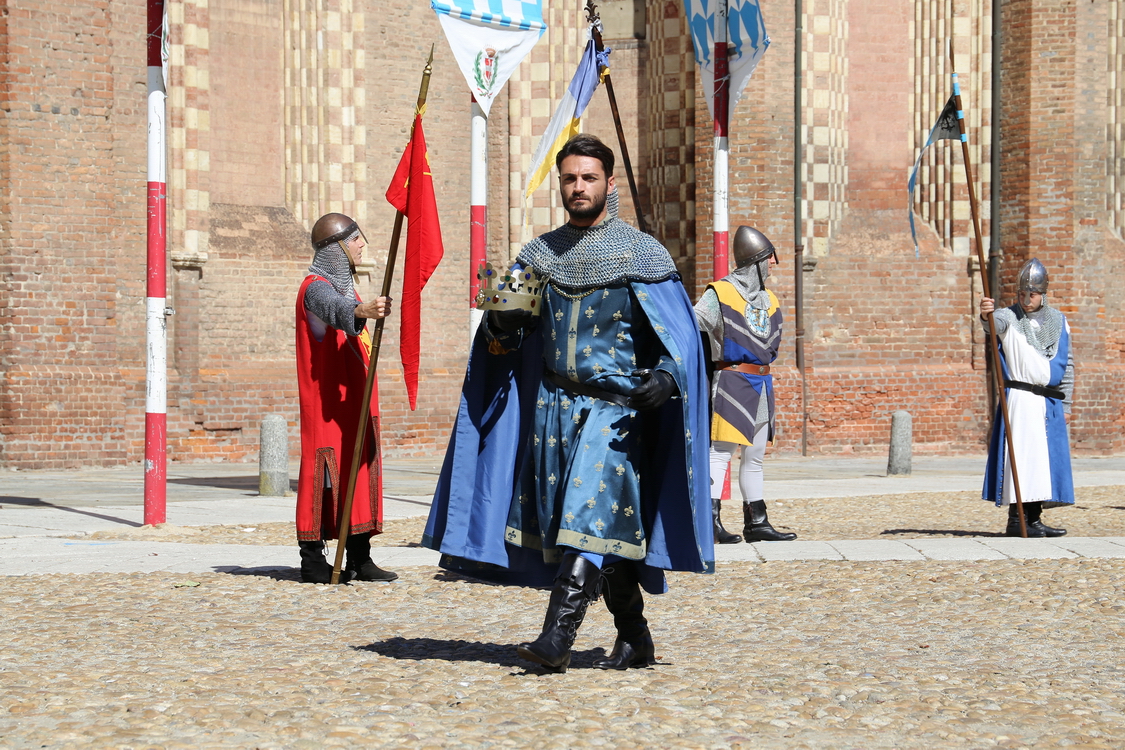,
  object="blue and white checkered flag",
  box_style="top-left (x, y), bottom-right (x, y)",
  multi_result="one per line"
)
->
top-left (684, 0), bottom-right (770, 119)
